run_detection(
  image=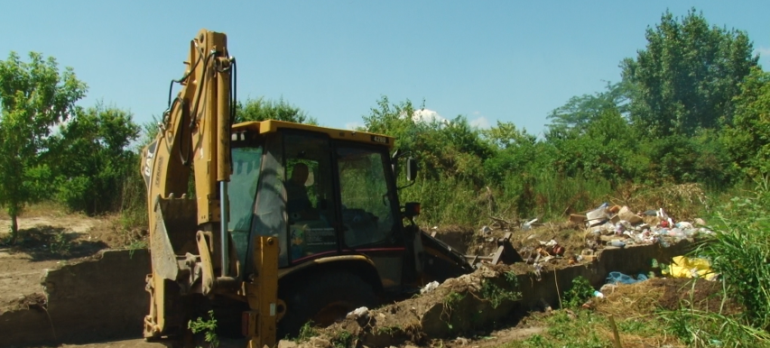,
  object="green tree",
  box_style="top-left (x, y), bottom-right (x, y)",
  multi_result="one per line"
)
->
top-left (482, 121), bottom-right (540, 183)
top-left (546, 81), bottom-right (630, 131)
top-left (0, 52), bottom-right (87, 243)
top-left (235, 97), bottom-right (316, 124)
top-left (545, 107), bottom-right (646, 187)
top-left (621, 8), bottom-right (758, 137)
top-left (362, 96), bottom-right (492, 182)
top-left (640, 131), bottom-right (733, 186)
top-left (360, 96), bottom-right (422, 150)
top-left (723, 67), bottom-right (770, 178)
top-left (46, 103), bottom-right (140, 214)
